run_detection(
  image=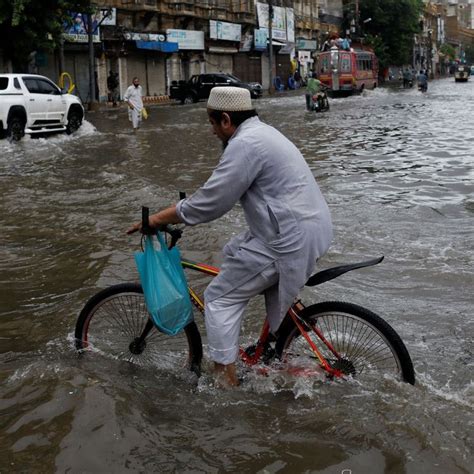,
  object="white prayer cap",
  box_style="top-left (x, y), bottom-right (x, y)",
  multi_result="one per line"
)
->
top-left (207, 86), bottom-right (254, 111)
